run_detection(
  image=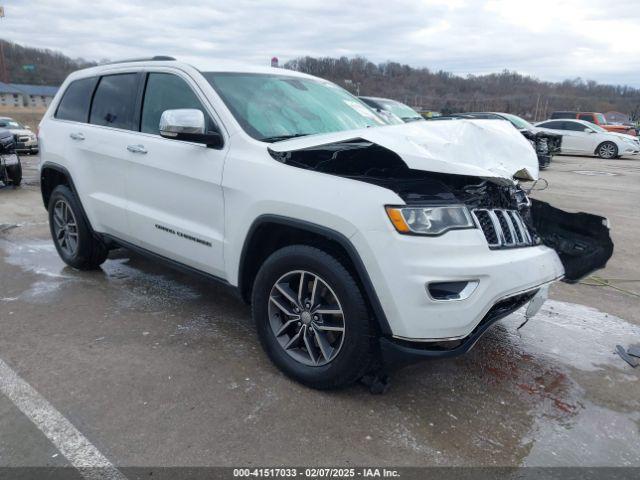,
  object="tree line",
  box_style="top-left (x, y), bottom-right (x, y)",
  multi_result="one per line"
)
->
top-left (3, 39), bottom-right (639, 121)
top-left (285, 56), bottom-right (640, 121)
top-left (0, 39), bottom-right (96, 86)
